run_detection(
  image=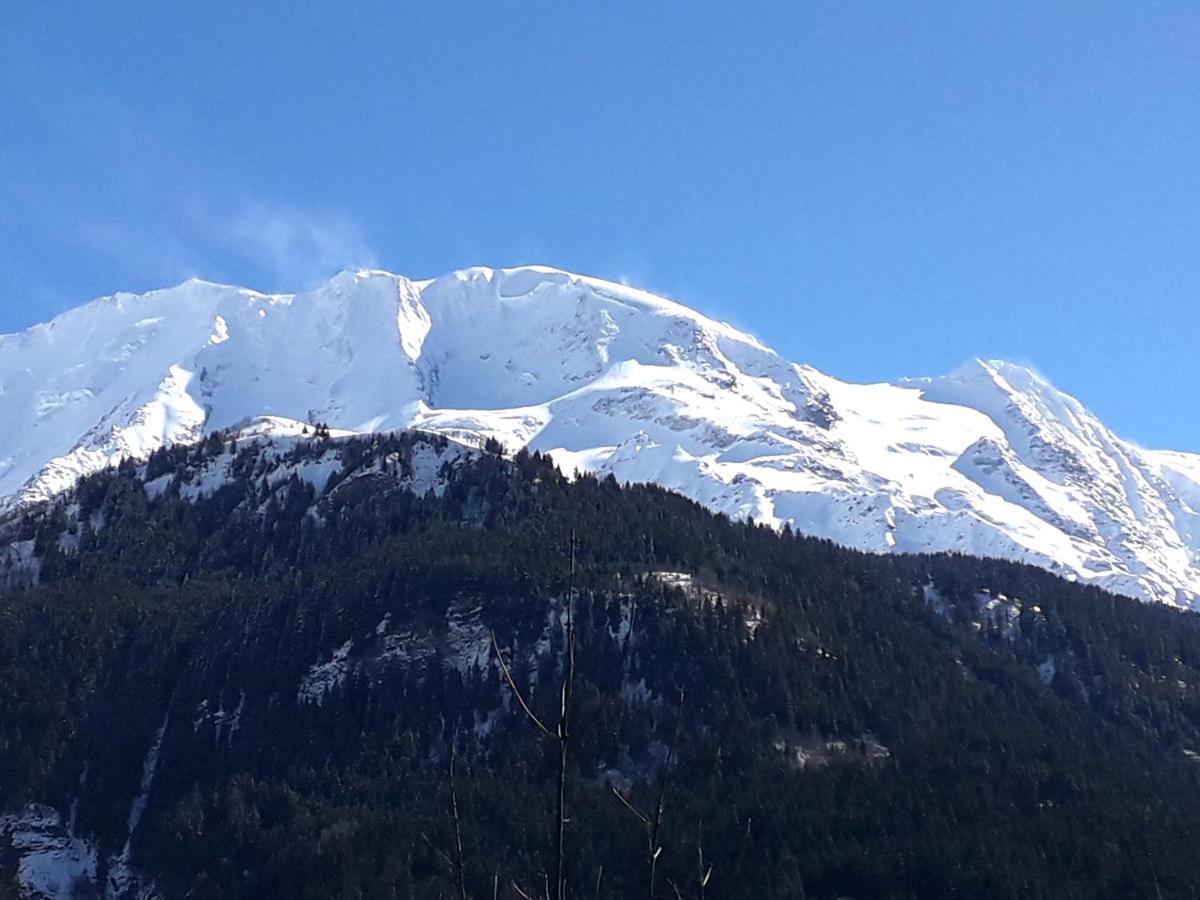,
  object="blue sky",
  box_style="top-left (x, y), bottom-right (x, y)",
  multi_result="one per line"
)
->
top-left (1, 2), bottom-right (1197, 450)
